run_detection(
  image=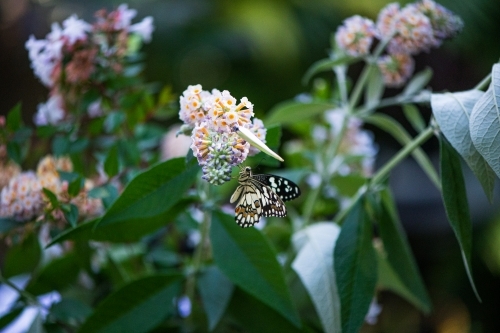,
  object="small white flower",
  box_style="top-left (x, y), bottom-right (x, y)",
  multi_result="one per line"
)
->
top-left (177, 295), bottom-right (191, 318)
top-left (62, 15), bottom-right (91, 45)
top-left (87, 99), bottom-right (103, 118)
top-left (115, 4), bottom-right (137, 30)
top-left (130, 16), bottom-right (154, 43)
top-left (34, 95), bottom-right (65, 126)
top-left (365, 299), bottom-right (382, 325)
top-left (325, 109), bottom-right (346, 134)
top-left (306, 173), bottom-right (321, 189)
